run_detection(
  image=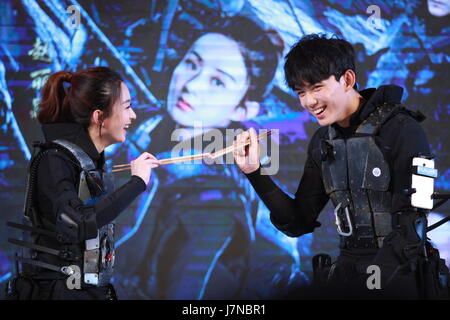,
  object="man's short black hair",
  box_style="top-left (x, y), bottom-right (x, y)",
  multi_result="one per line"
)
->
top-left (284, 34), bottom-right (357, 90)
